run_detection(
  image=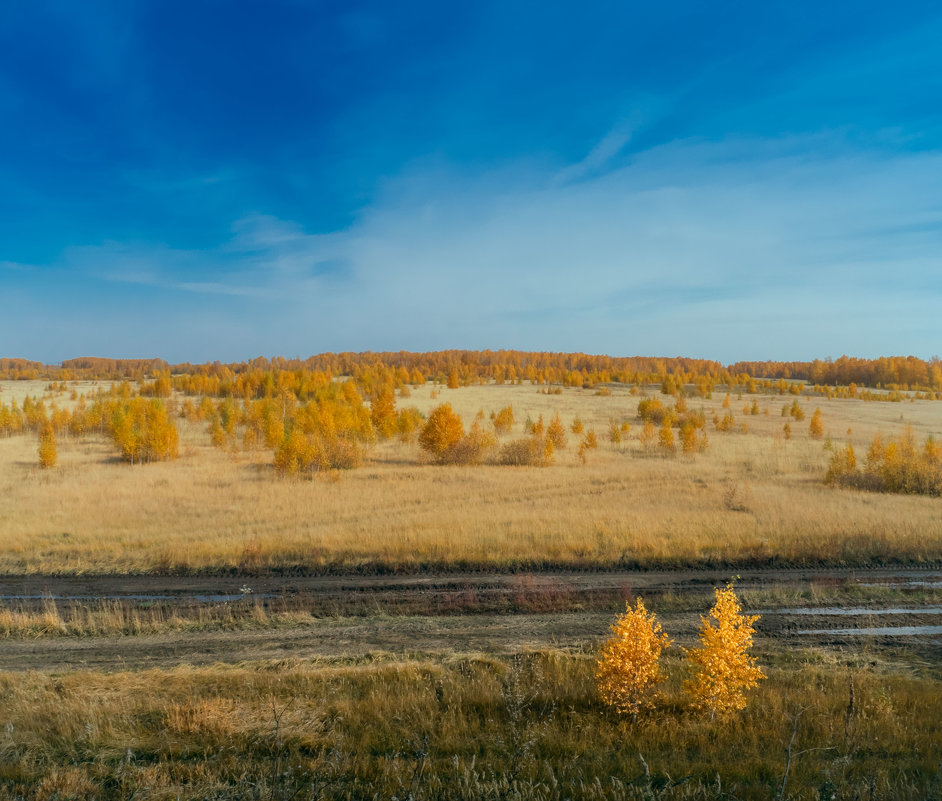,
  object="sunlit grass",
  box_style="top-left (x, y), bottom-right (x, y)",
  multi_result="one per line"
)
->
top-left (0, 649), bottom-right (939, 800)
top-left (2, 381), bottom-right (941, 574)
